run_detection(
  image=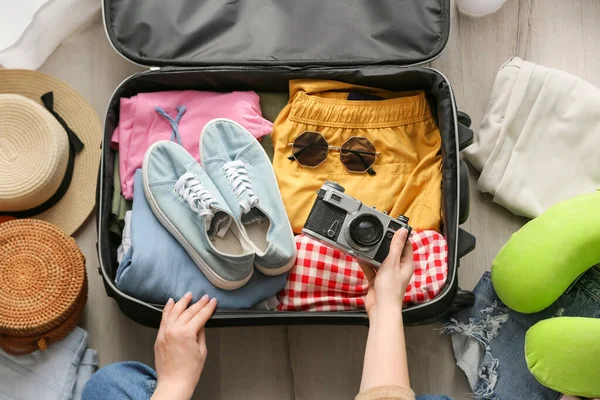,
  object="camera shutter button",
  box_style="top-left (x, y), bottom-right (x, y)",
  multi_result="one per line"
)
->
top-left (397, 215), bottom-right (409, 224)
